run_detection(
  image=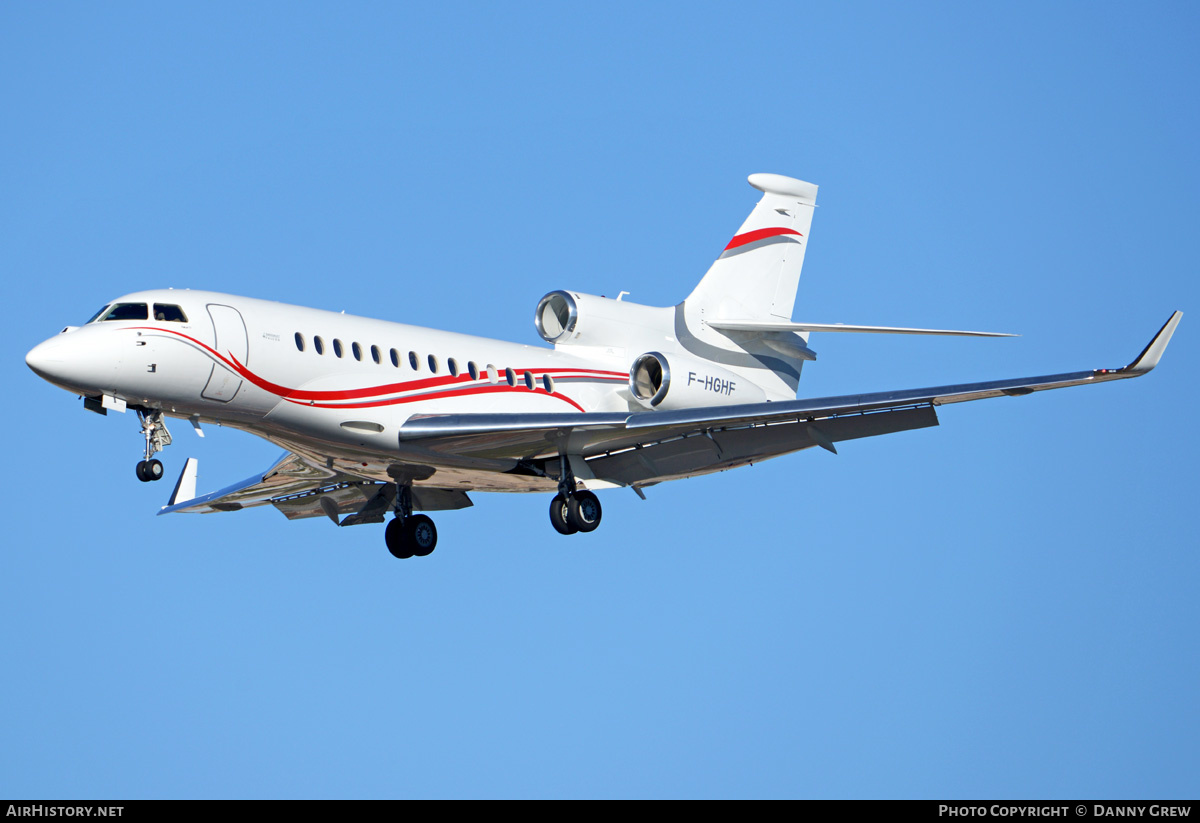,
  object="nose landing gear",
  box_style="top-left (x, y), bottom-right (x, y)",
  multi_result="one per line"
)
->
top-left (135, 409), bottom-right (171, 483)
top-left (136, 459), bottom-right (163, 482)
